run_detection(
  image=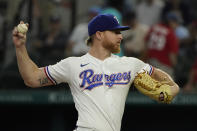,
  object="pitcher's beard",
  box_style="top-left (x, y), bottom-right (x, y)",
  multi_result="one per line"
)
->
top-left (104, 43), bottom-right (121, 53)
top-left (111, 46), bottom-right (120, 53)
